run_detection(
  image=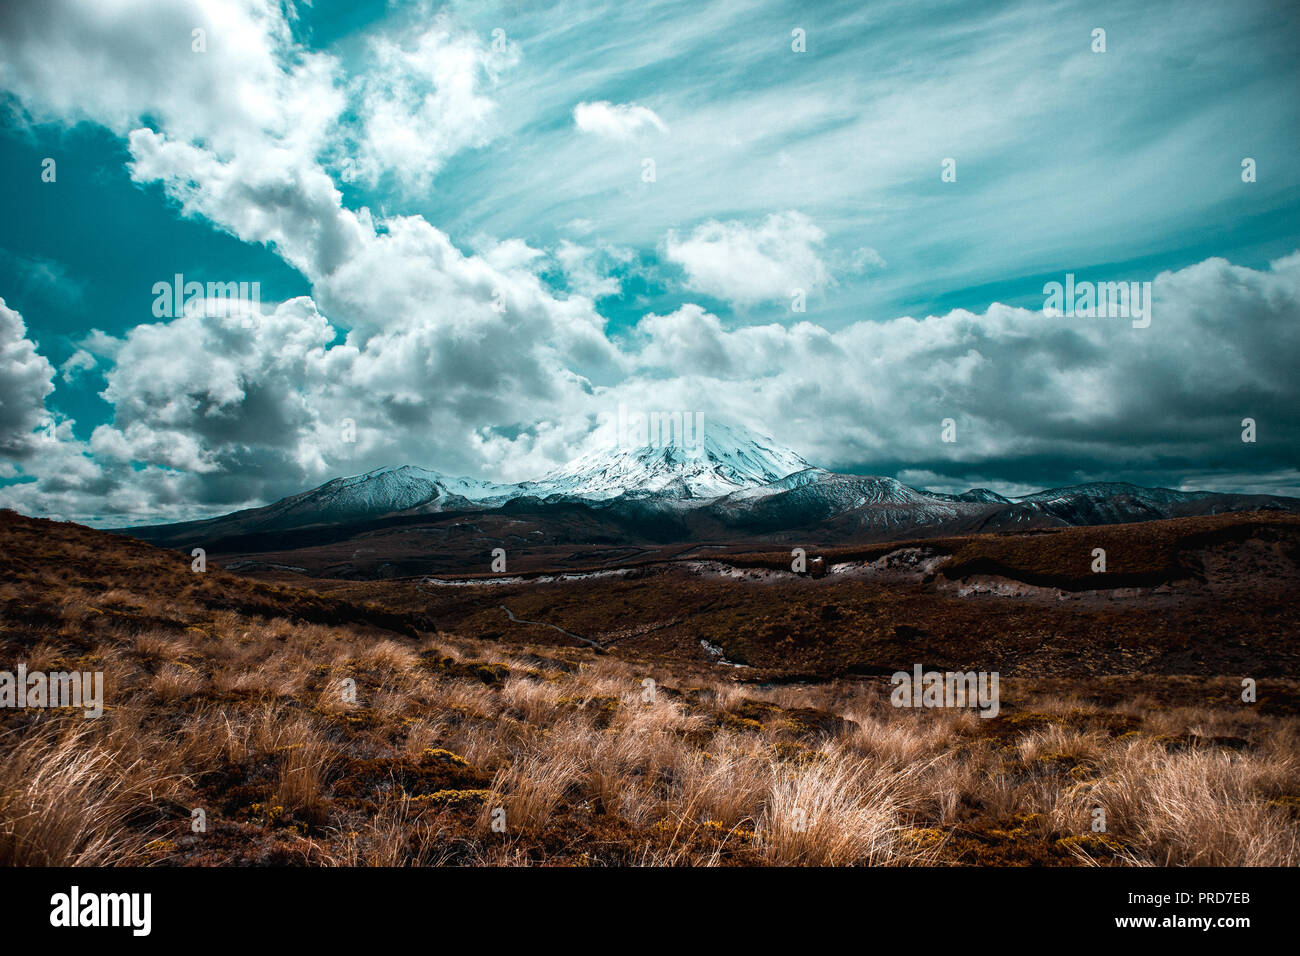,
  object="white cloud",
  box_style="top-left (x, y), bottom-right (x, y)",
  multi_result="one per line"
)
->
top-left (4, 251), bottom-right (1300, 520)
top-left (564, 219), bottom-right (597, 237)
top-left (92, 297), bottom-right (335, 475)
top-left (395, 0), bottom-right (1300, 334)
top-left (59, 349), bottom-right (96, 383)
top-left (663, 211), bottom-right (830, 307)
top-left (127, 128), bottom-right (369, 279)
top-left (632, 304), bottom-right (739, 376)
top-left (1, 1), bottom-right (1298, 521)
top-left (0, 298), bottom-right (56, 457)
top-left (554, 240), bottom-right (629, 300)
top-left (572, 100), bottom-right (667, 140)
top-left (0, 0), bottom-right (343, 160)
top-left (348, 17), bottom-right (518, 193)
top-left (624, 252), bottom-right (1300, 489)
